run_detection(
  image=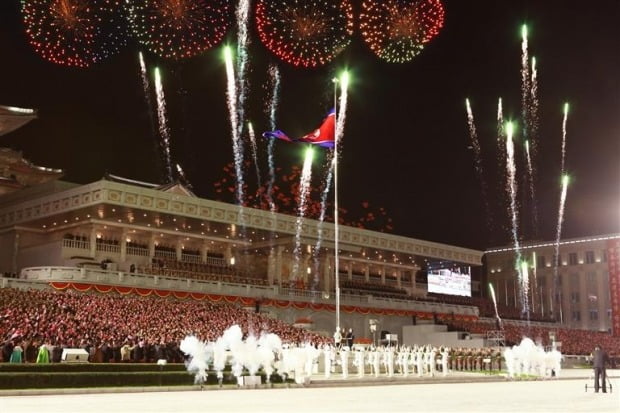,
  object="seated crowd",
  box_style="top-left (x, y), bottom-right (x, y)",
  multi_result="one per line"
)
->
top-left (445, 319), bottom-right (620, 355)
top-left (0, 287), bottom-right (329, 363)
top-left (427, 293), bottom-right (555, 323)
